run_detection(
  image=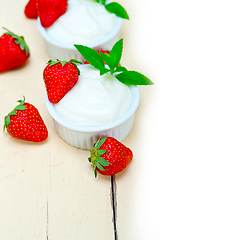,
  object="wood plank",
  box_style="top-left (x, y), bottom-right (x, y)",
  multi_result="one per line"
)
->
top-left (0, 1), bottom-right (115, 239)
